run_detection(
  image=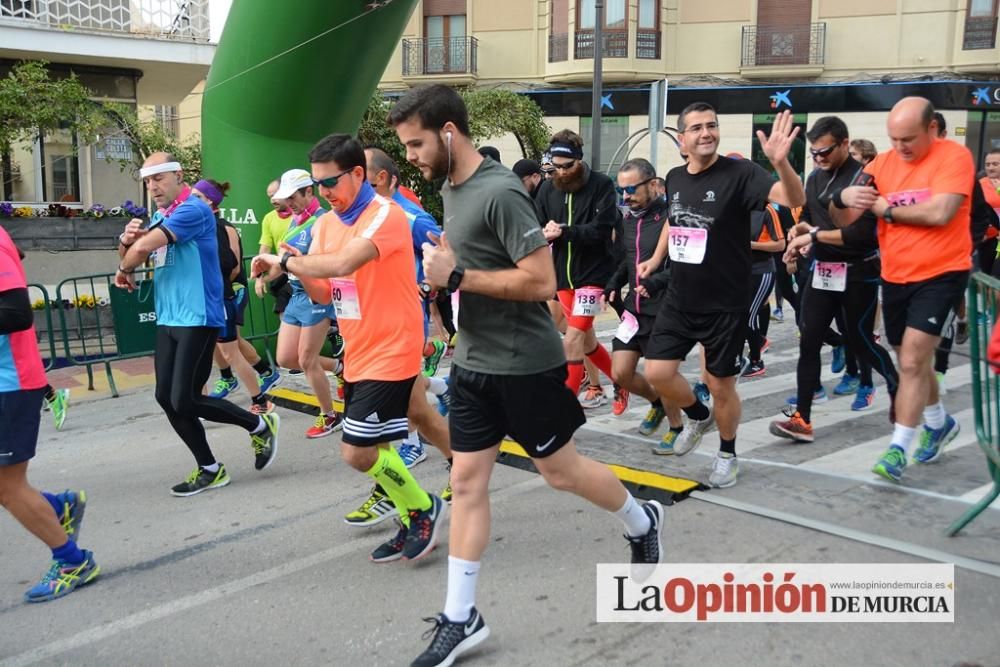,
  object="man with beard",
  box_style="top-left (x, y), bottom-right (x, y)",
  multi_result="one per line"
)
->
top-left (512, 159), bottom-right (543, 198)
top-left (638, 104), bottom-right (805, 488)
top-left (389, 84), bottom-right (664, 667)
top-left (606, 158), bottom-right (681, 443)
top-left (535, 130), bottom-right (618, 408)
